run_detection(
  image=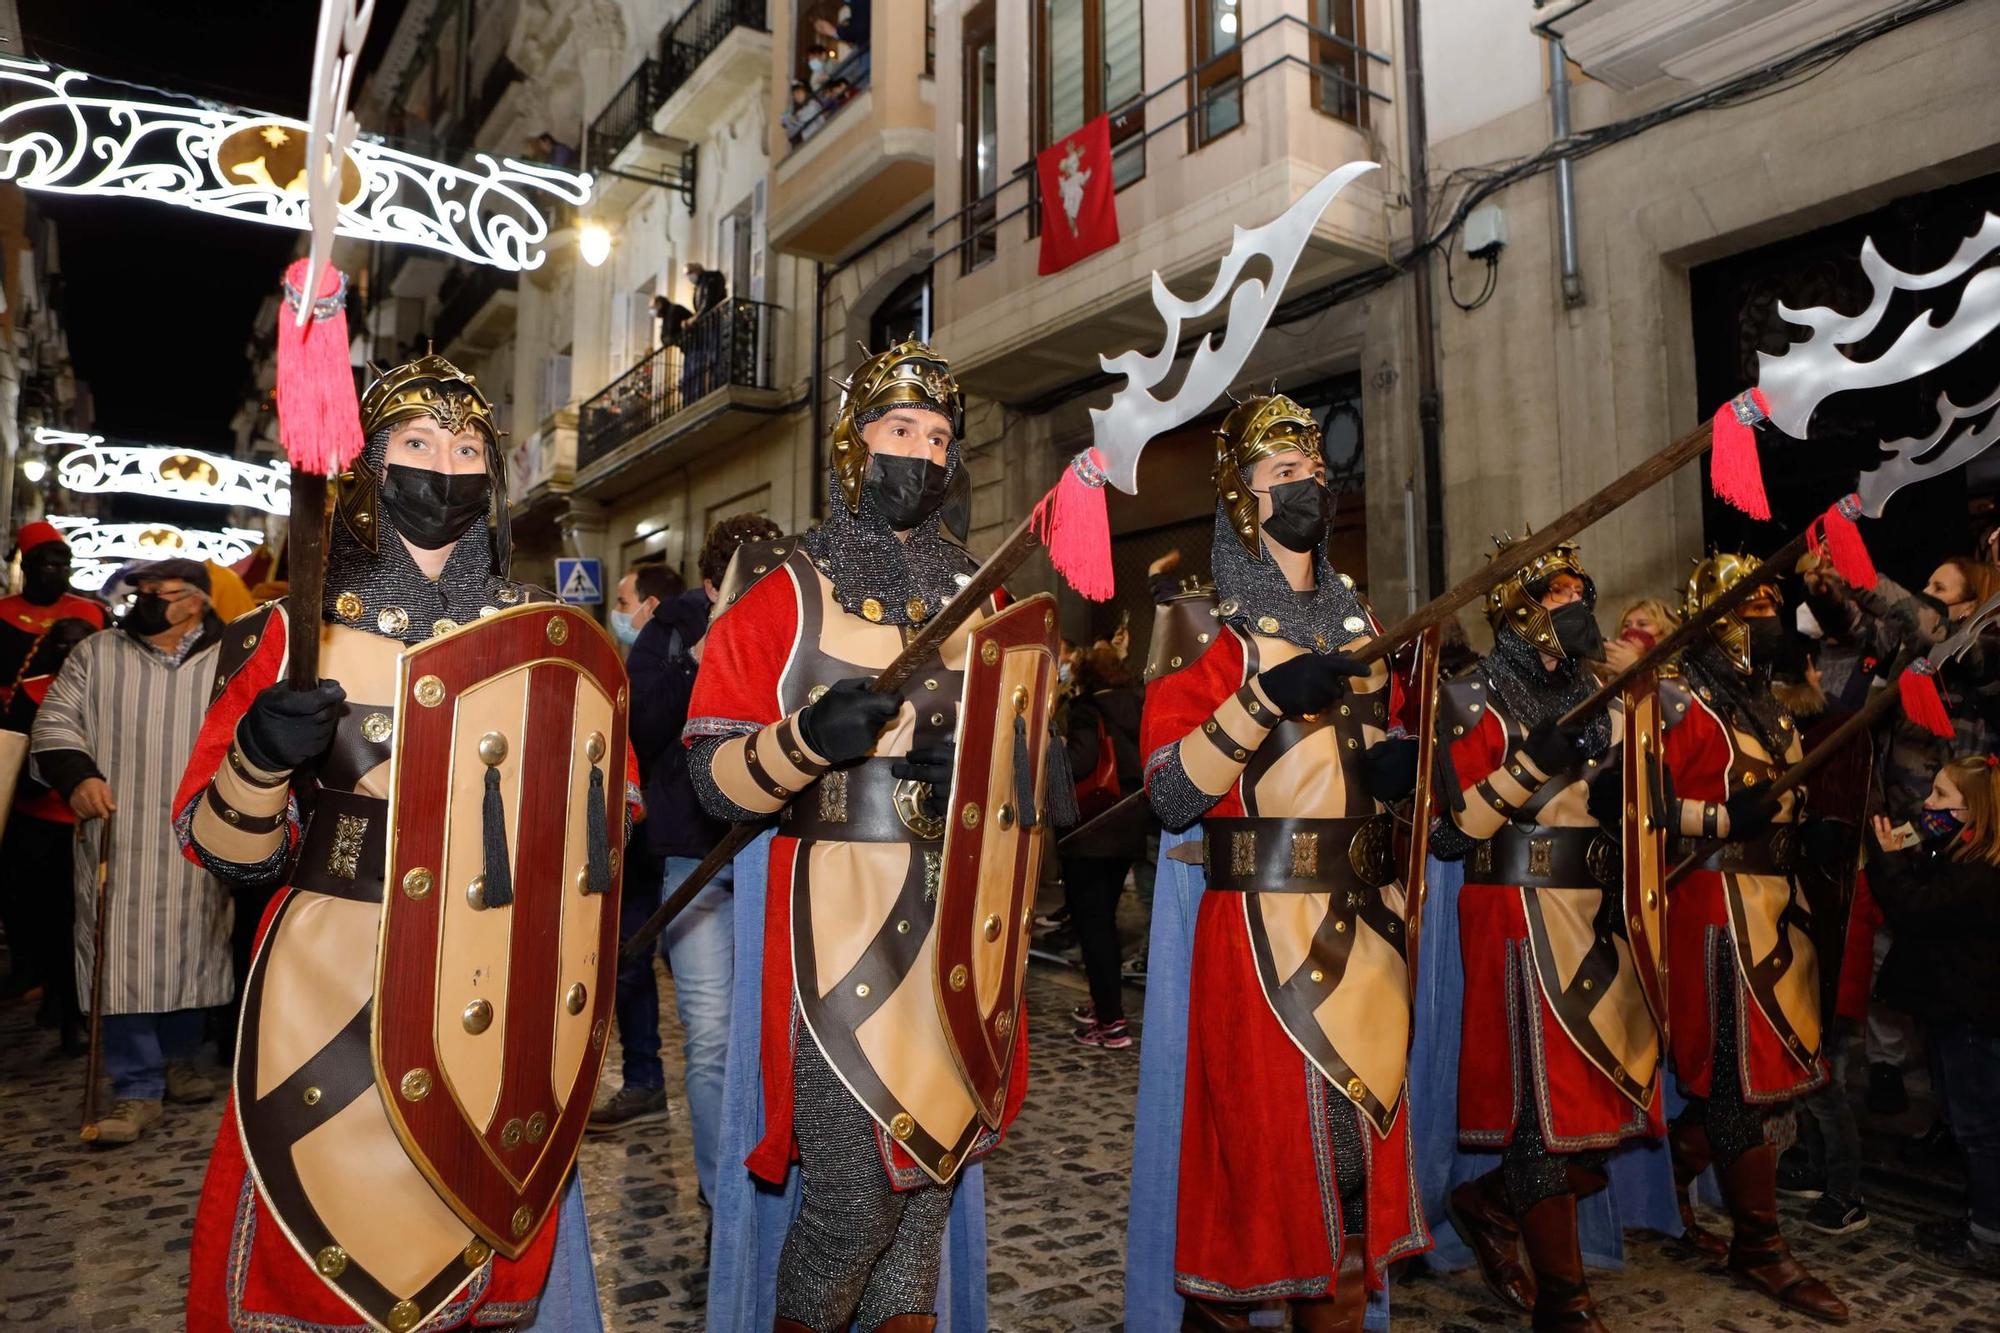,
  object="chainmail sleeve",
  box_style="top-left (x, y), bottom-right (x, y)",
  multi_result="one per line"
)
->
top-left (686, 733), bottom-right (764, 823)
top-left (1145, 742), bottom-right (1216, 833)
